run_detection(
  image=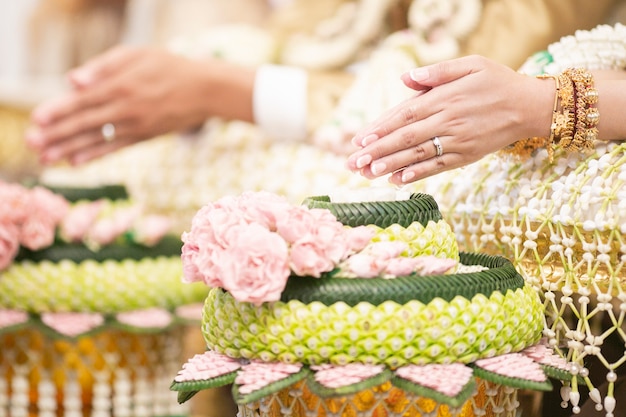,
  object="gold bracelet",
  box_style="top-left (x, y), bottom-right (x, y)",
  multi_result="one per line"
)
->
top-left (551, 72), bottom-right (575, 151)
top-left (562, 68), bottom-right (598, 153)
top-left (535, 73), bottom-right (562, 160)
